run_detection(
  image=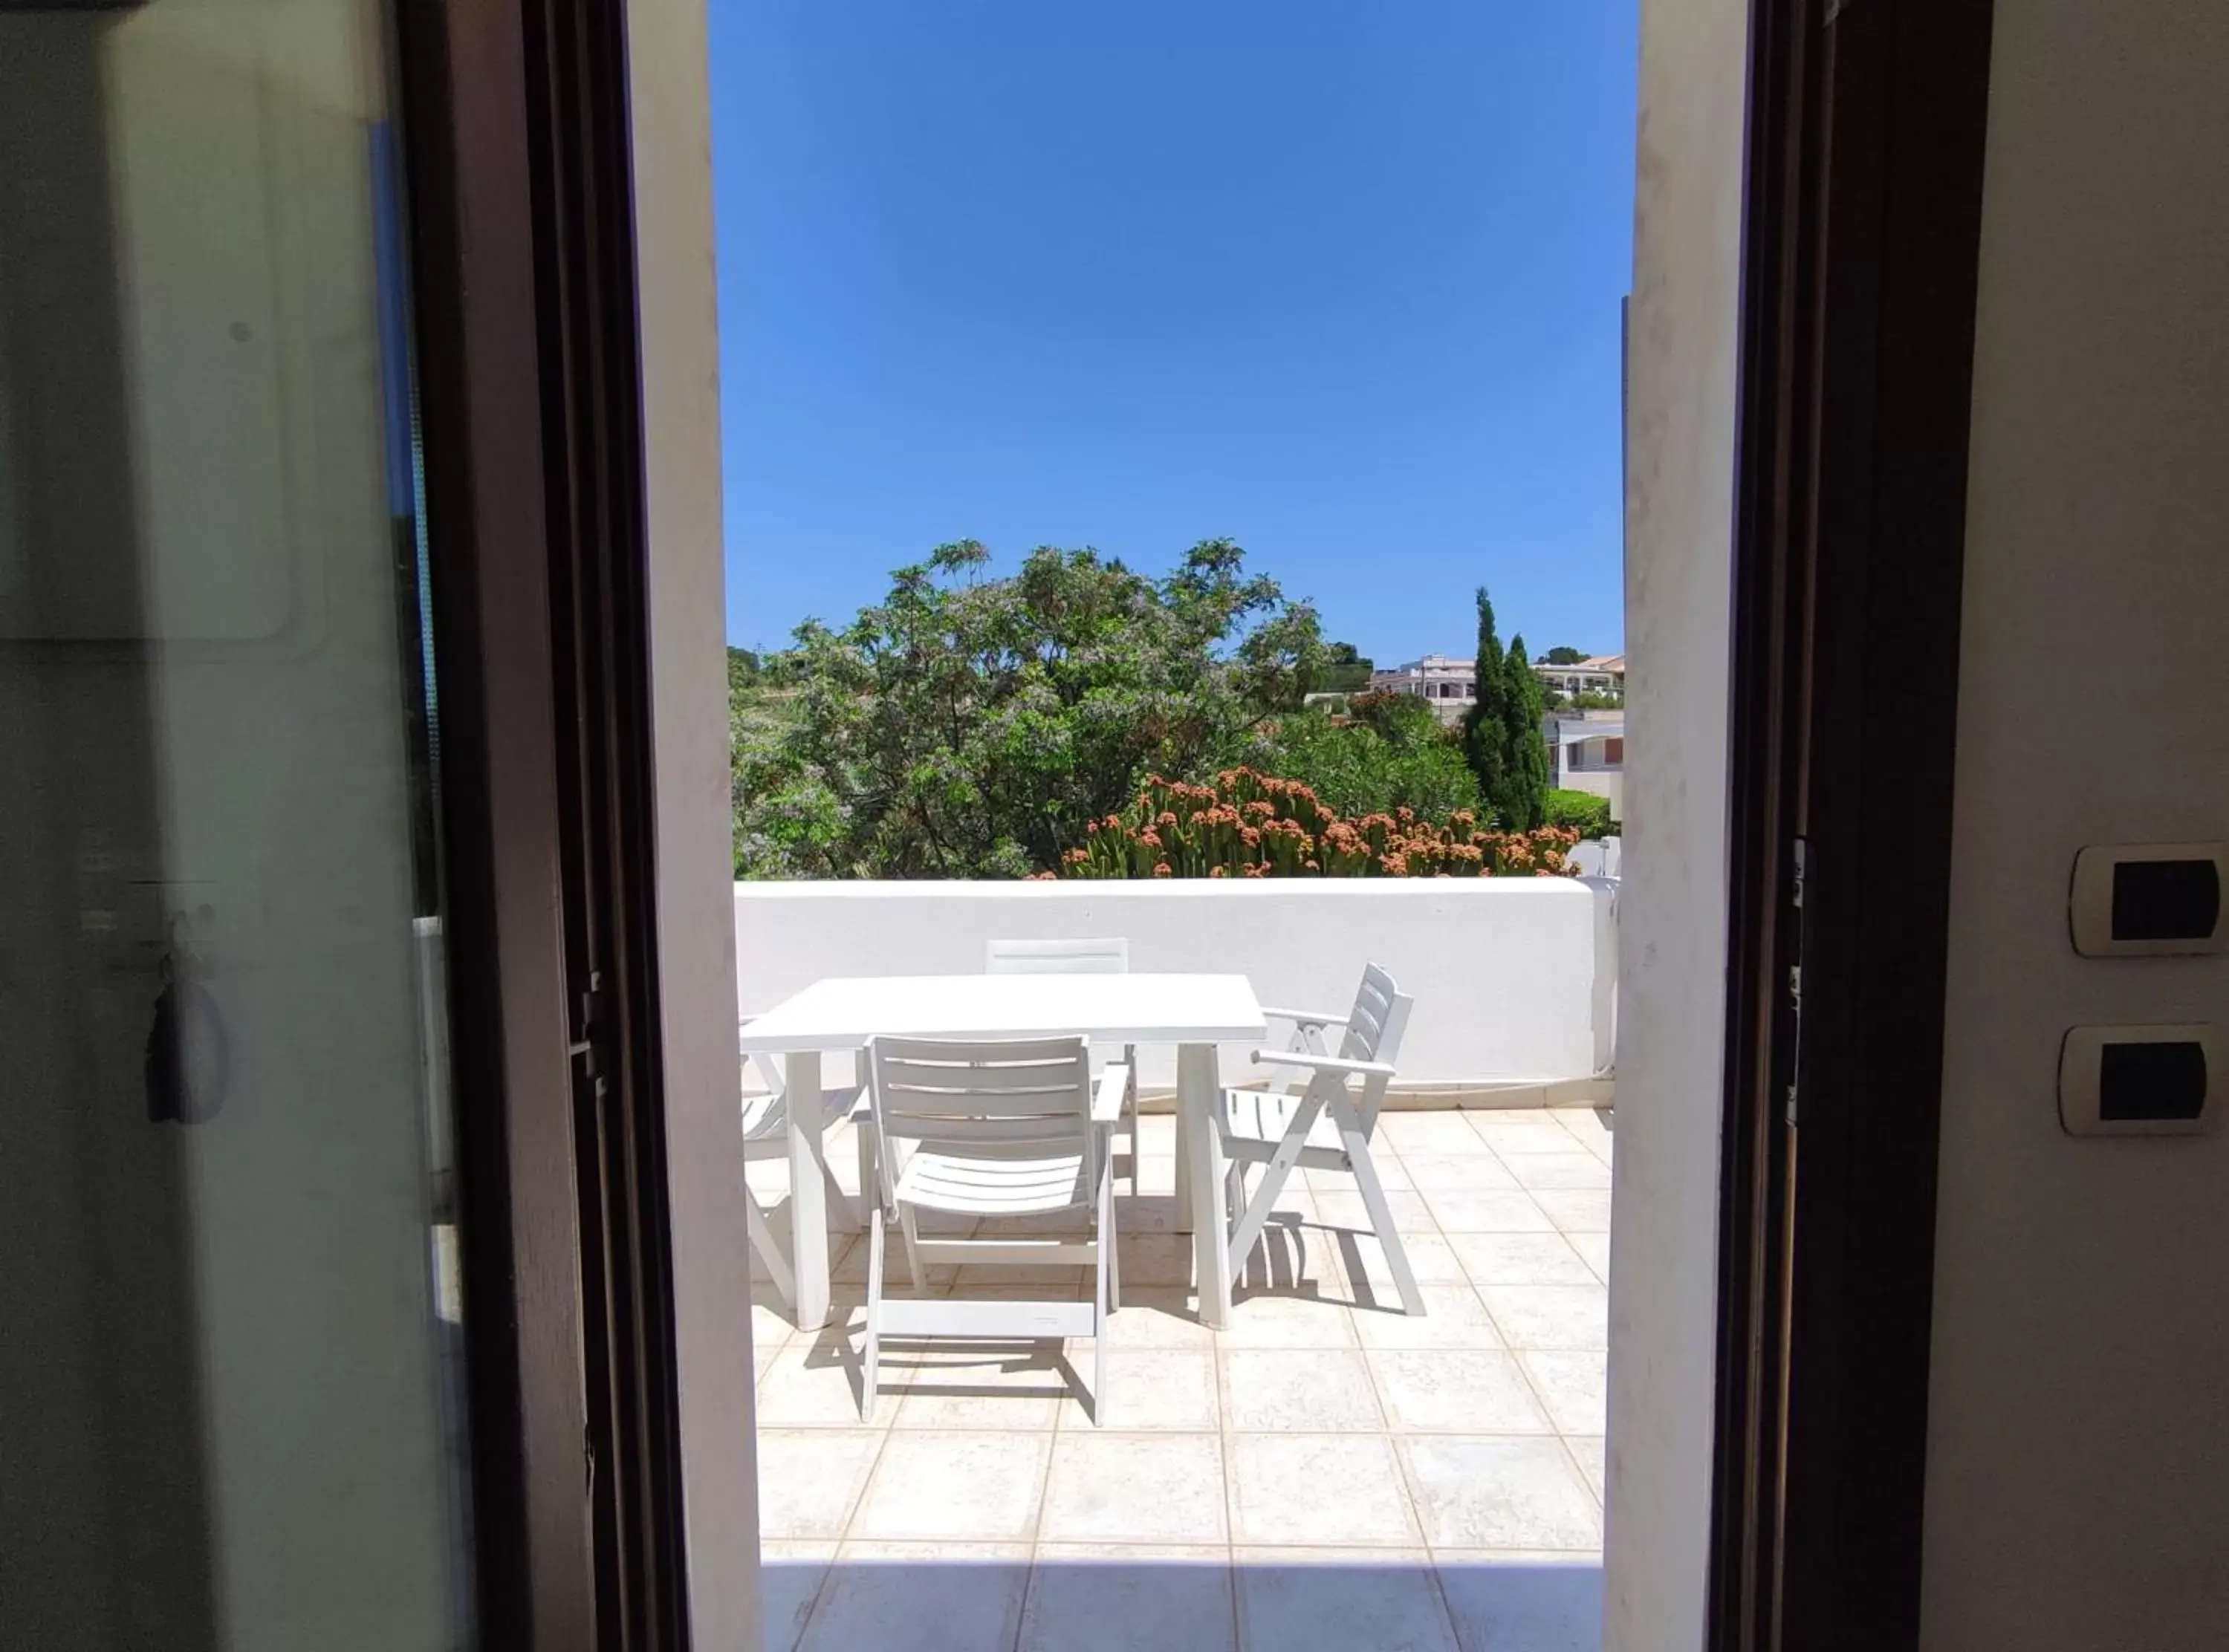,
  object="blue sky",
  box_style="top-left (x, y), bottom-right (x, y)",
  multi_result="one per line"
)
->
top-left (711, 1), bottom-right (1637, 666)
